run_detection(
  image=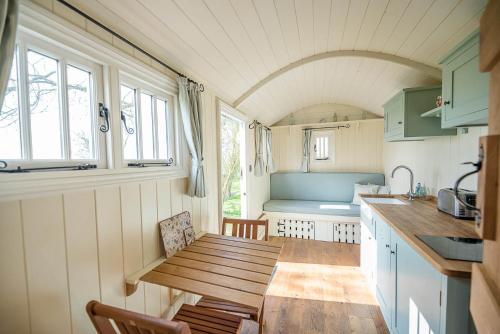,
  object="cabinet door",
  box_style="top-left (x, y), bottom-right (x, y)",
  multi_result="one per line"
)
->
top-left (375, 216), bottom-right (393, 327)
top-left (442, 37), bottom-right (489, 127)
top-left (384, 94), bottom-right (404, 140)
top-left (392, 231), bottom-right (442, 334)
top-left (360, 223), bottom-right (370, 278)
